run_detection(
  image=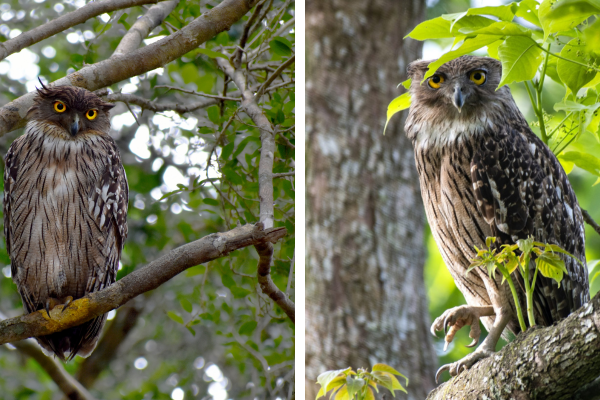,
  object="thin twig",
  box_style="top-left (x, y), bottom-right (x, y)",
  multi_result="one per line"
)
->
top-left (273, 172), bottom-right (295, 178)
top-left (256, 55), bottom-right (295, 98)
top-left (156, 85), bottom-right (242, 101)
top-left (583, 209), bottom-right (600, 238)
